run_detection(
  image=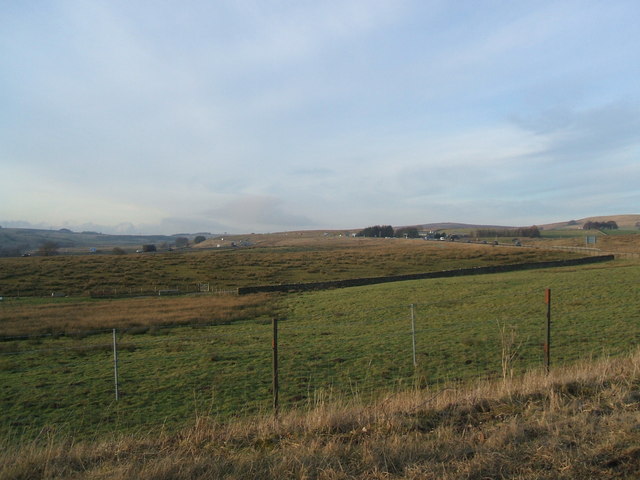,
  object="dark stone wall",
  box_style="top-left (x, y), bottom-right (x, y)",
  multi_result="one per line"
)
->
top-left (237, 255), bottom-right (615, 295)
